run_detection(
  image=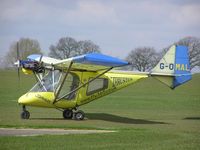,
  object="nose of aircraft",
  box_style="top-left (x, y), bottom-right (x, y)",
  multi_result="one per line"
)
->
top-left (18, 92), bottom-right (55, 107)
top-left (18, 93), bottom-right (35, 105)
top-left (18, 93), bottom-right (37, 105)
